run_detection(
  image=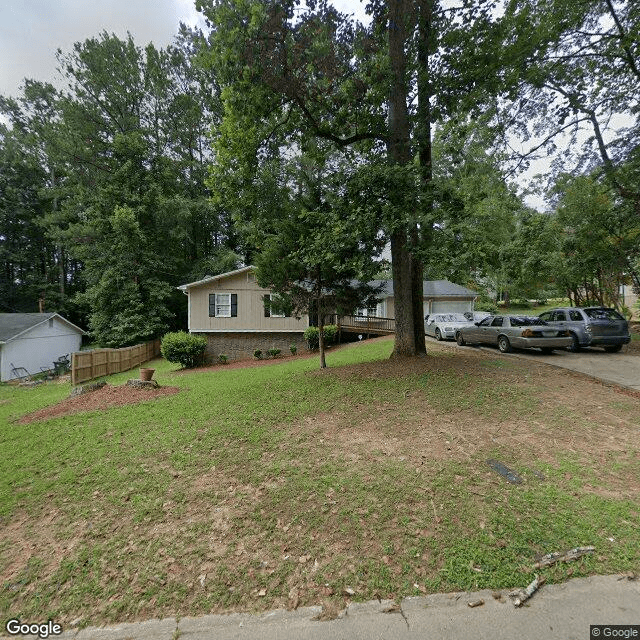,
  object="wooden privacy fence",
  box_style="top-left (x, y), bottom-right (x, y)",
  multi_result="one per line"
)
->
top-left (71, 339), bottom-right (161, 385)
